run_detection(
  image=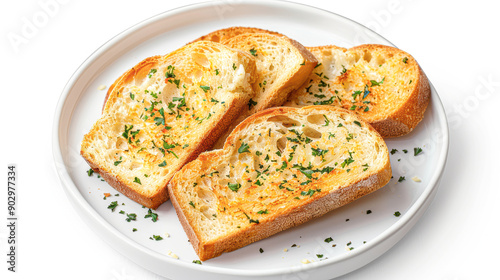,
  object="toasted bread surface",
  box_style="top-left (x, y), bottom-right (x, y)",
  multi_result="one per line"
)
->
top-left (285, 44), bottom-right (430, 137)
top-left (169, 106), bottom-right (391, 260)
top-left (81, 41), bottom-right (257, 208)
top-left (210, 32), bottom-right (317, 148)
top-left (192, 26), bottom-right (282, 43)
